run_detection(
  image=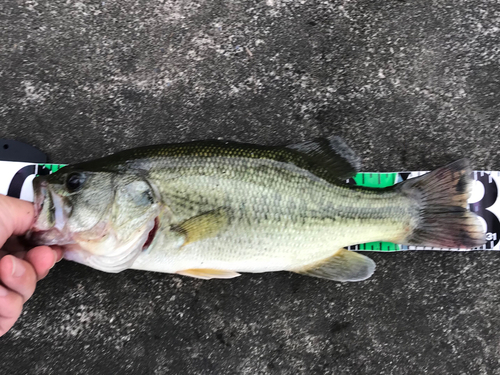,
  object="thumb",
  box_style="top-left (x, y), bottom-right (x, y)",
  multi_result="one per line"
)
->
top-left (0, 195), bottom-right (35, 246)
